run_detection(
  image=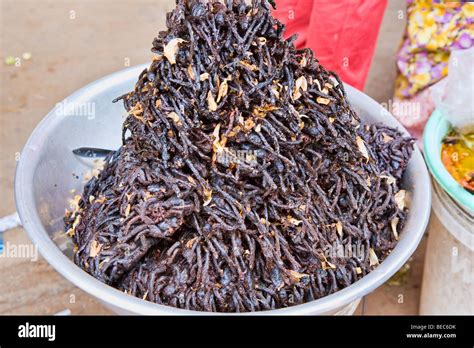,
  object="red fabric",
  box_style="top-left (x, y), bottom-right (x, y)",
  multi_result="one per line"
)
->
top-left (273, 0), bottom-right (387, 90)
